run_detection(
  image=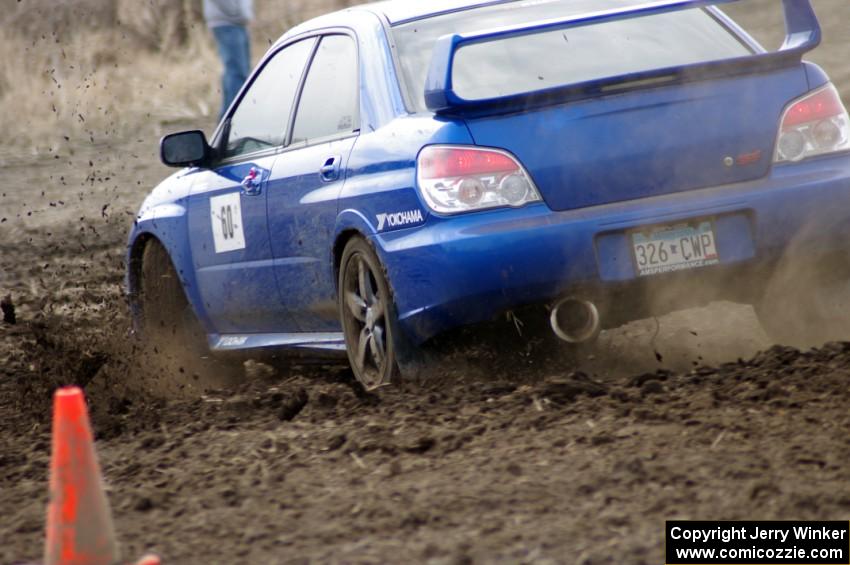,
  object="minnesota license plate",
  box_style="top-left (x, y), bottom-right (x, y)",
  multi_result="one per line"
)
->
top-left (632, 221), bottom-right (719, 277)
